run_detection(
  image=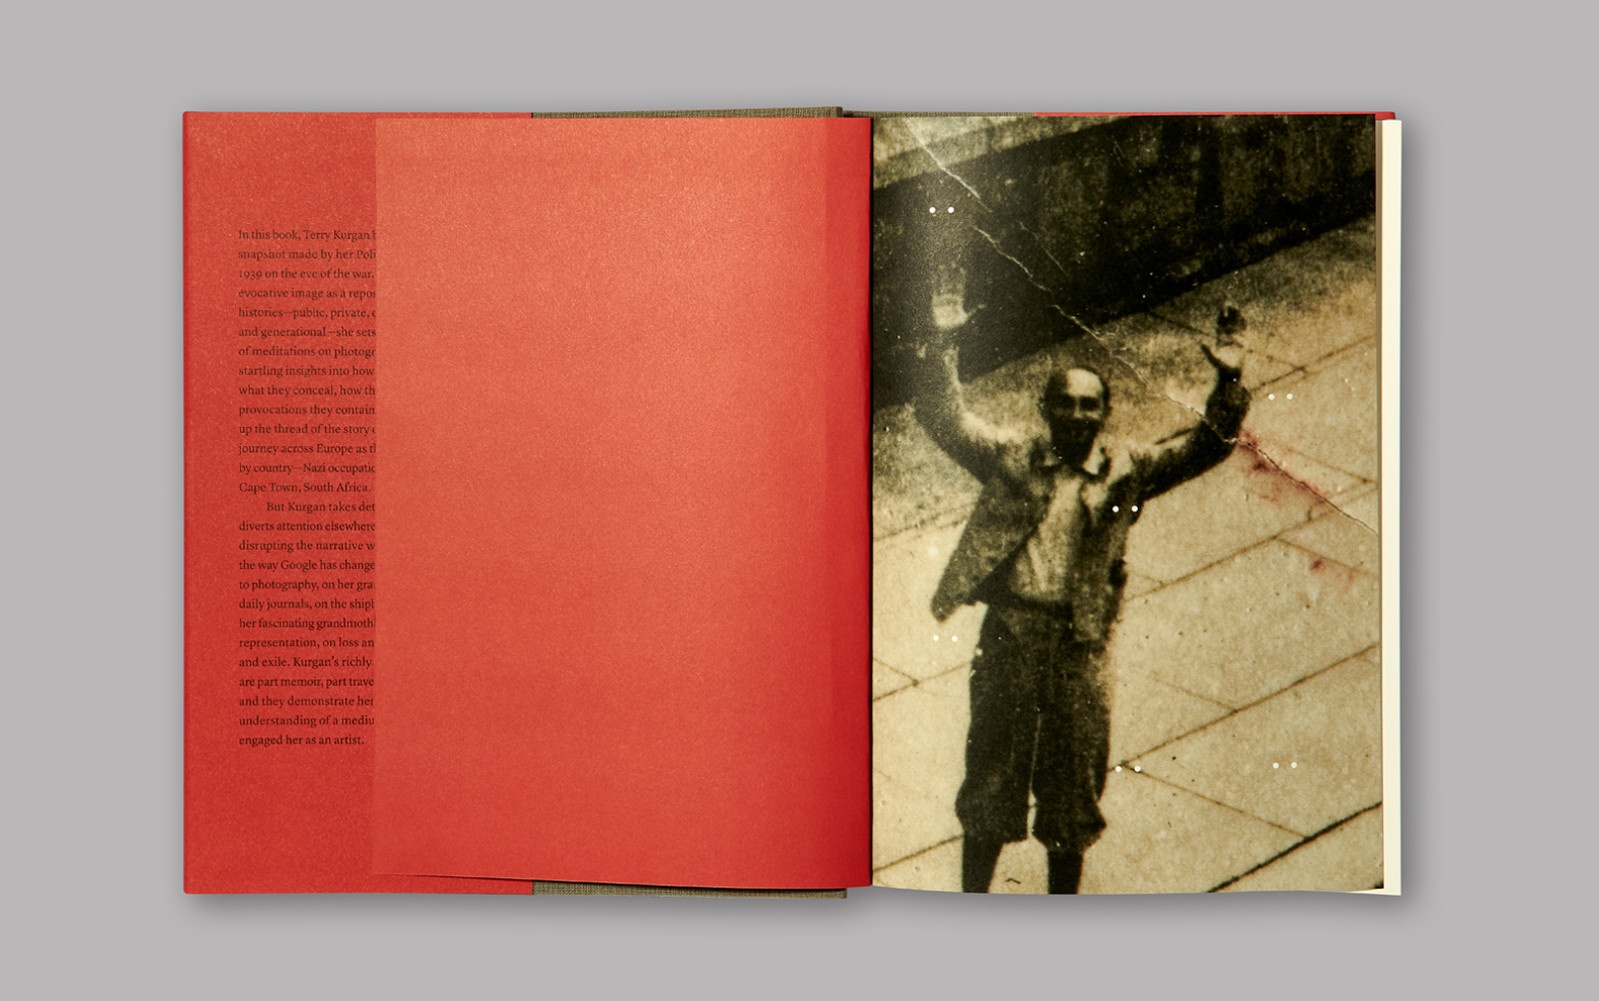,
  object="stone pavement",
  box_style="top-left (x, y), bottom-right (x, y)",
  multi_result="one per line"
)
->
top-left (871, 217), bottom-right (1386, 893)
